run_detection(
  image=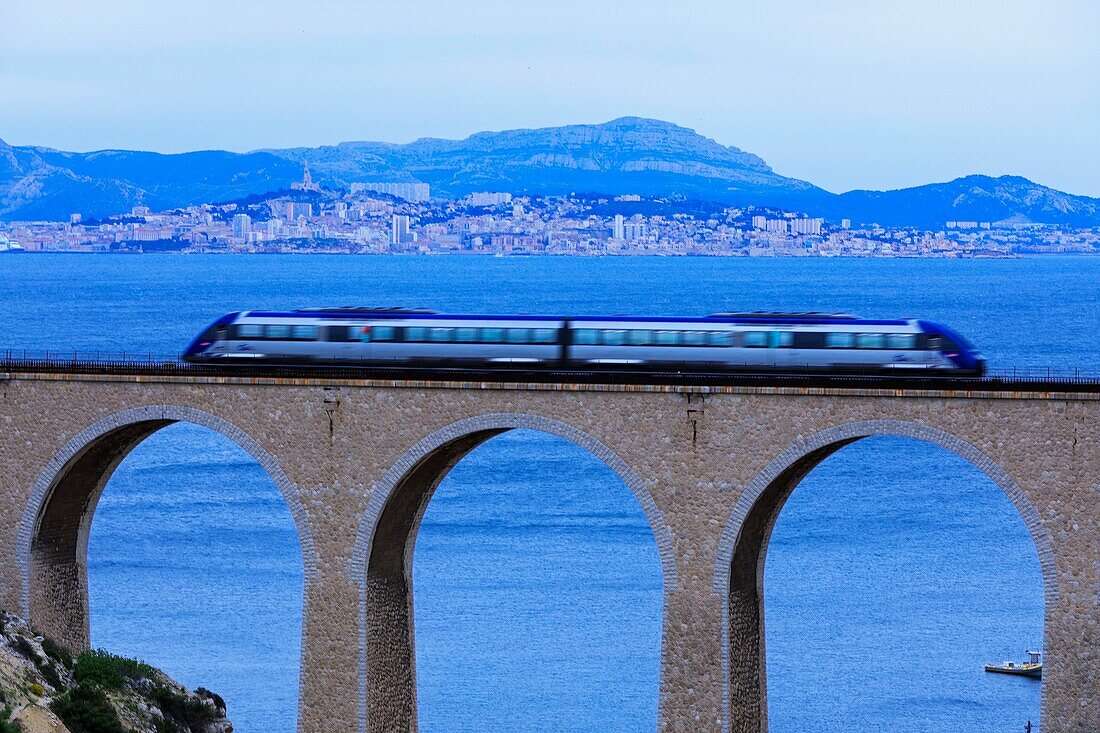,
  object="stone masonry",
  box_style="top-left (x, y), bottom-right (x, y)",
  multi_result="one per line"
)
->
top-left (0, 370), bottom-right (1095, 732)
